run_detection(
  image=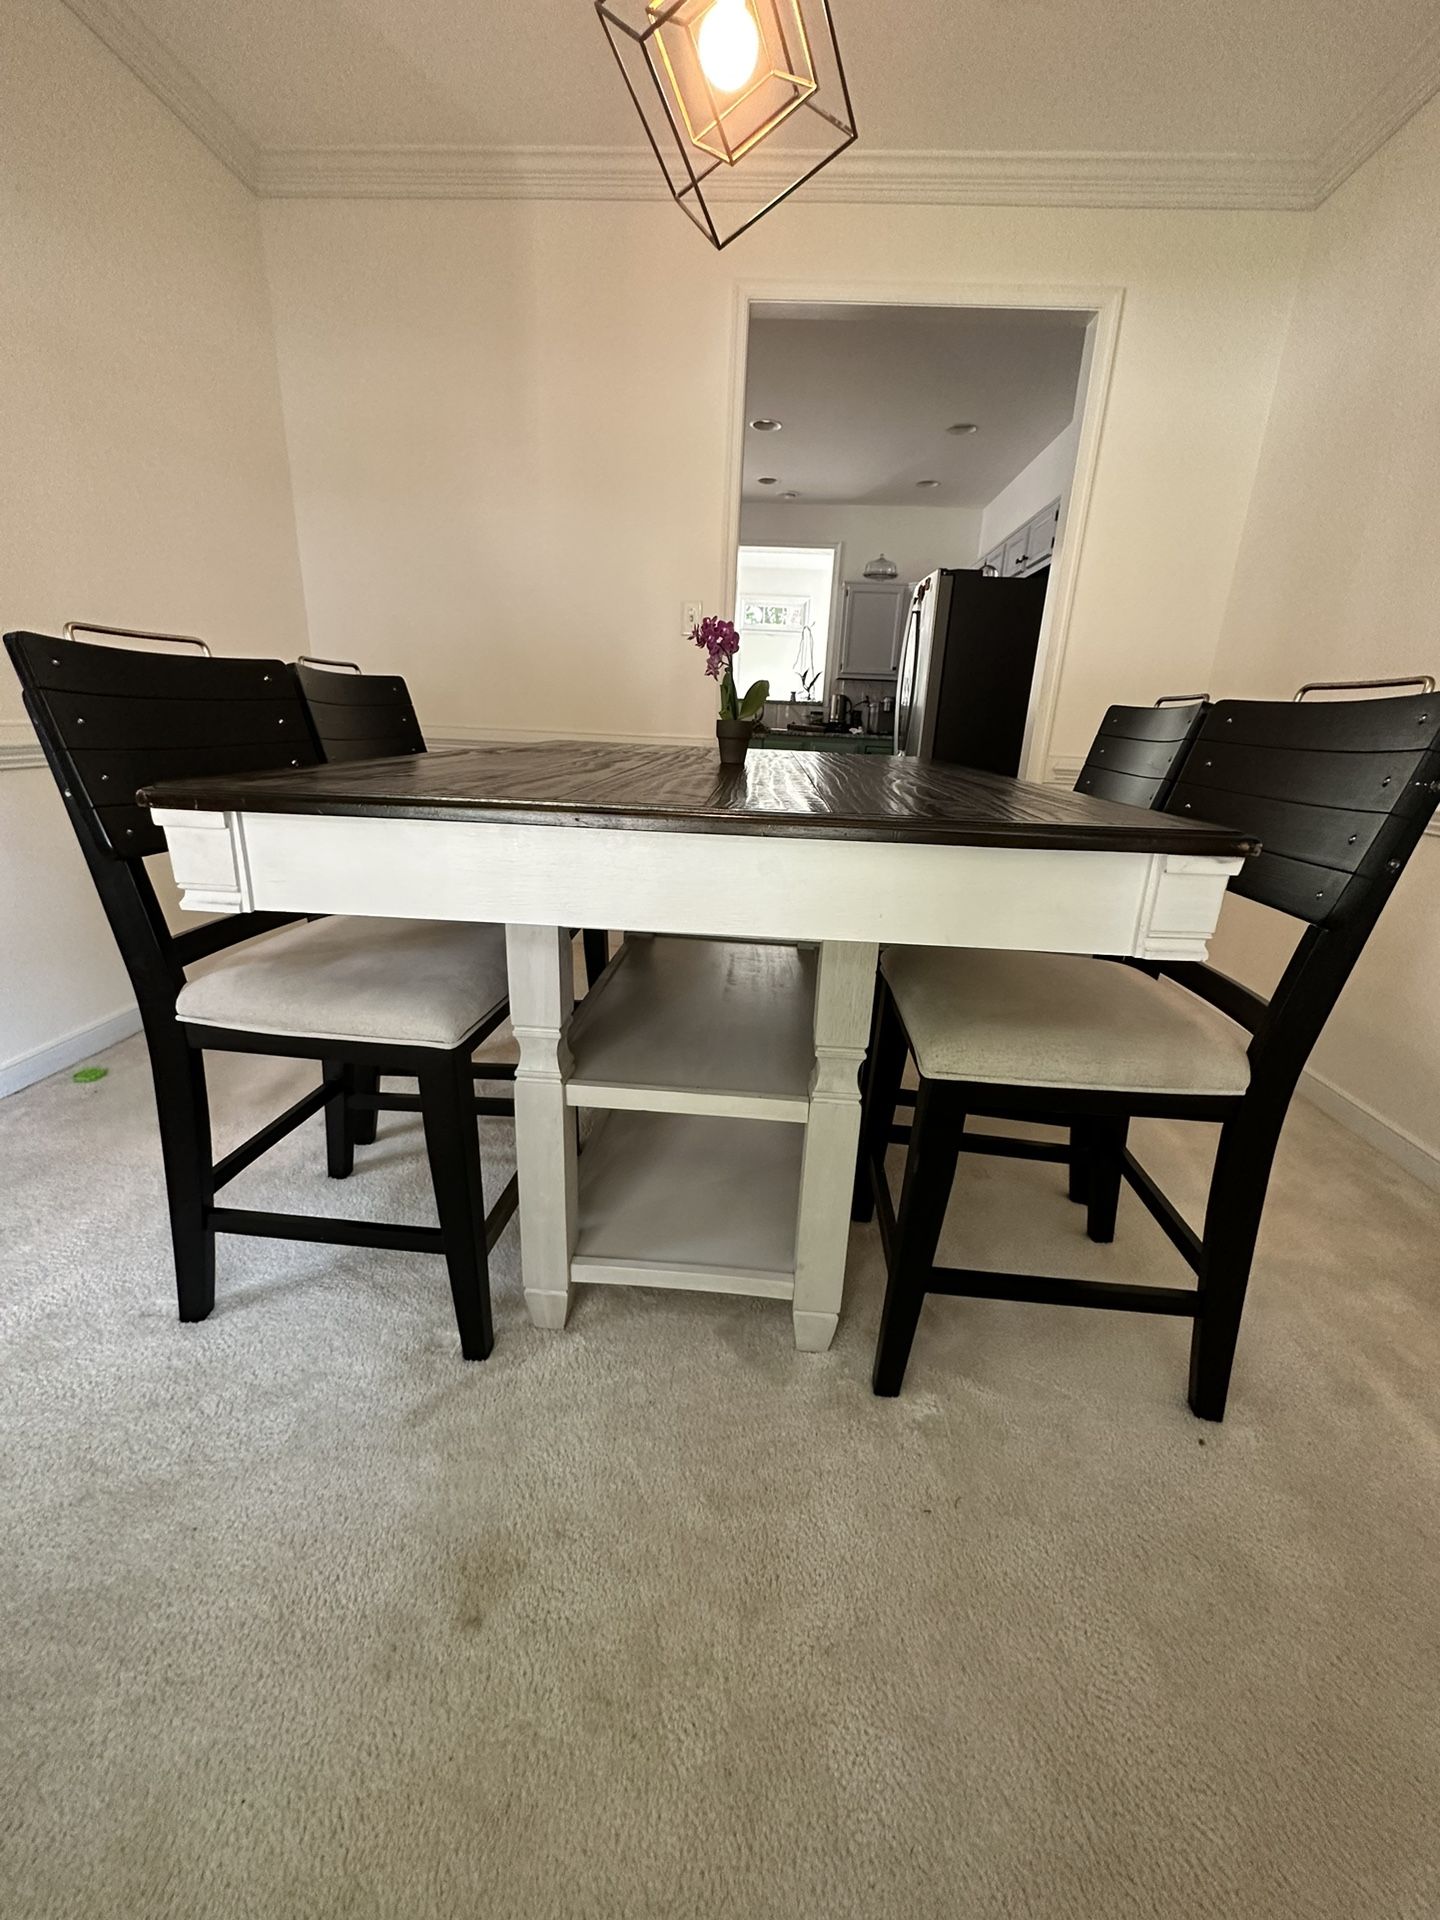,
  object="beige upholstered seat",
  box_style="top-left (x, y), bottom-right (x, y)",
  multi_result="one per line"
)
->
top-left (880, 947), bottom-right (1251, 1096)
top-left (176, 916), bottom-right (508, 1049)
